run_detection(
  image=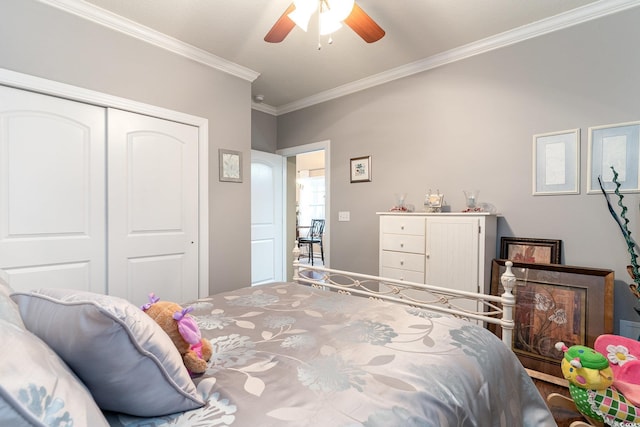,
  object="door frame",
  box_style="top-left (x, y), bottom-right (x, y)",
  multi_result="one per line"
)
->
top-left (277, 140), bottom-right (331, 273)
top-left (0, 68), bottom-right (210, 298)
